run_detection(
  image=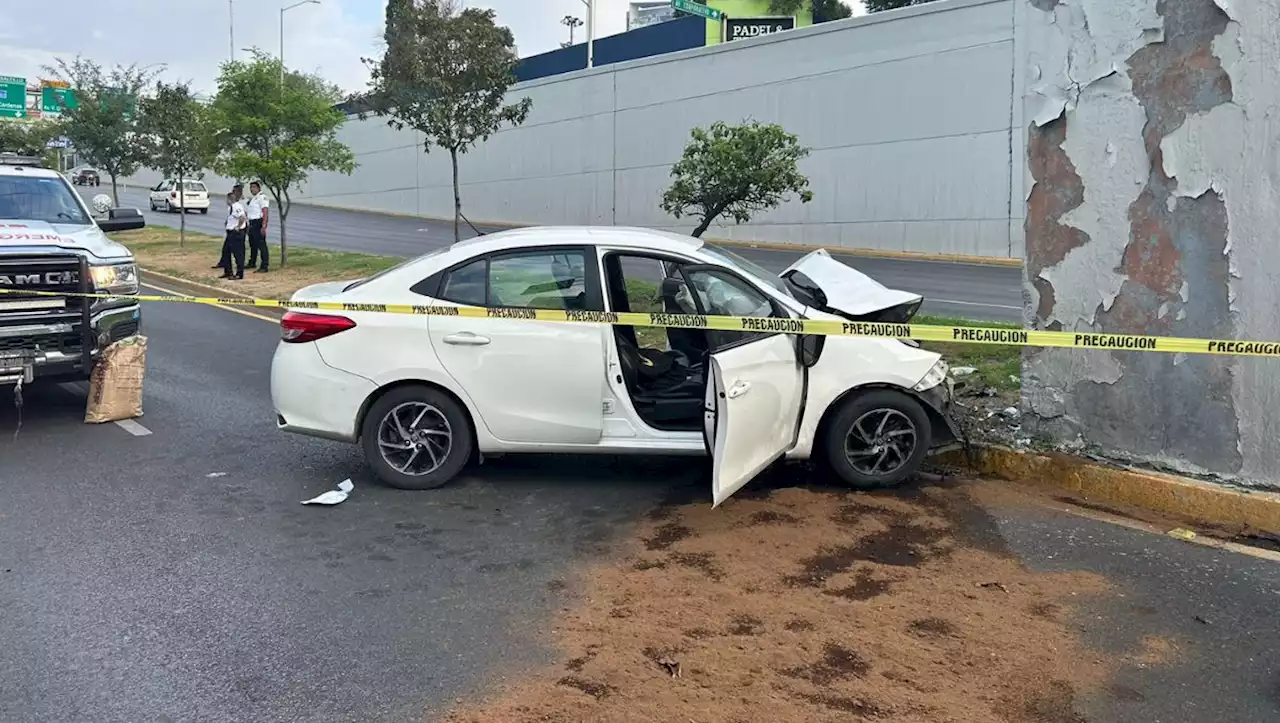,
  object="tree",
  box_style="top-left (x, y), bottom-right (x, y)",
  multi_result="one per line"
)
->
top-left (865, 0), bottom-right (940, 12)
top-left (364, 0), bottom-right (532, 242)
top-left (661, 121), bottom-right (814, 238)
top-left (769, 0), bottom-right (854, 22)
top-left (0, 119), bottom-right (61, 166)
top-left (138, 81), bottom-right (215, 246)
top-left (209, 51), bottom-right (356, 267)
top-left (42, 56), bottom-right (161, 205)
